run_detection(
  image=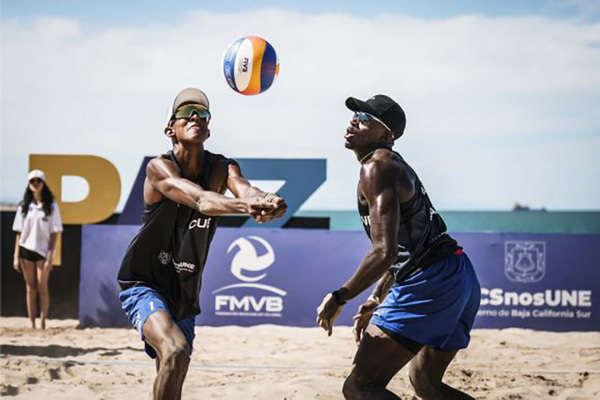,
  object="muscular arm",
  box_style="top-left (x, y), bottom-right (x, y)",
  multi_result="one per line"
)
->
top-left (226, 161), bottom-right (287, 221)
top-left (338, 159), bottom-right (401, 301)
top-left (145, 157), bottom-right (265, 216)
top-left (225, 162), bottom-right (267, 199)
